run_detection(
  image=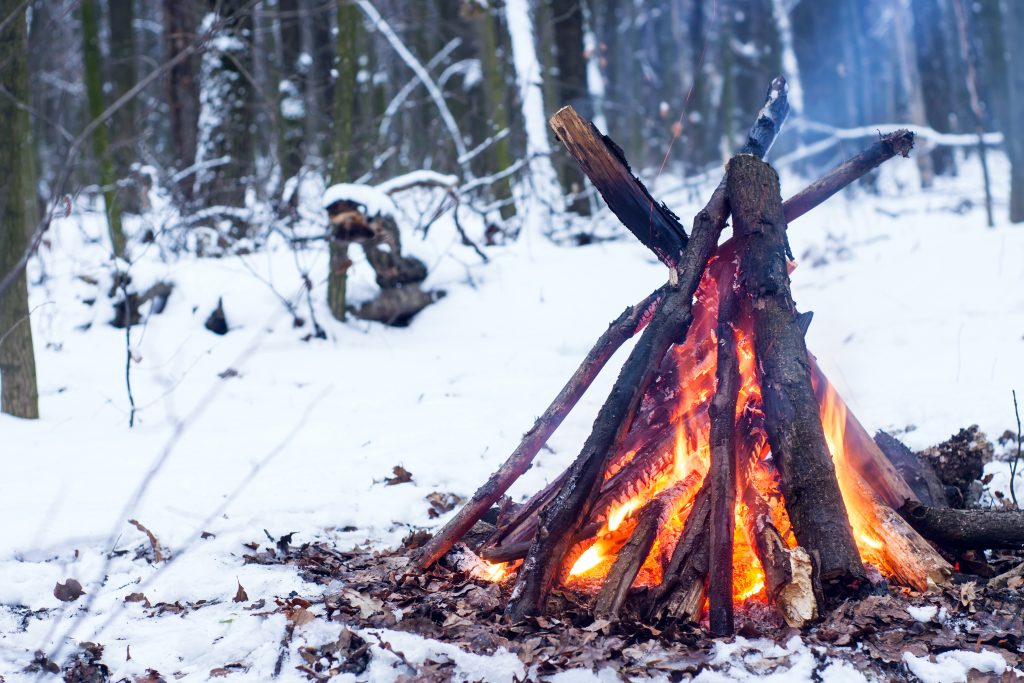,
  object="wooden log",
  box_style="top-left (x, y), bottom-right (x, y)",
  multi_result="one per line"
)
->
top-left (707, 268), bottom-right (741, 636)
top-left (808, 358), bottom-right (919, 509)
top-left (593, 476), bottom-right (700, 619)
top-left (417, 286), bottom-right (667, 569)
top-left (742, 484), bottom-right (818, 627)
top-left (899, 502), bottom-right (1024, 549)
top-left (549, 108), bottom-right (690, 268)
top-left (874, 430), bottom-right (949, 508)
top-left (730, 154), bottom-right (866, 592)
top-left (781, 130), bottom-right (915, 223)
top-left (647, 481), bottom-right (712, 622)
